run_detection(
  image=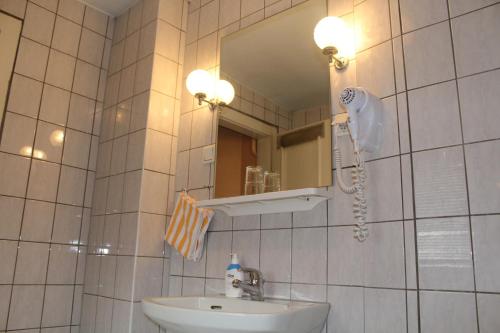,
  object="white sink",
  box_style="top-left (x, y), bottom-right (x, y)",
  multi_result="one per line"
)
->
top-left (142, 296), bottom-right (329, 333)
